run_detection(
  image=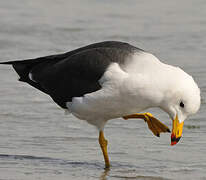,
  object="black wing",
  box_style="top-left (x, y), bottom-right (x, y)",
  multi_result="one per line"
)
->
top-left (0, 41), bottom-right (143, 108)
